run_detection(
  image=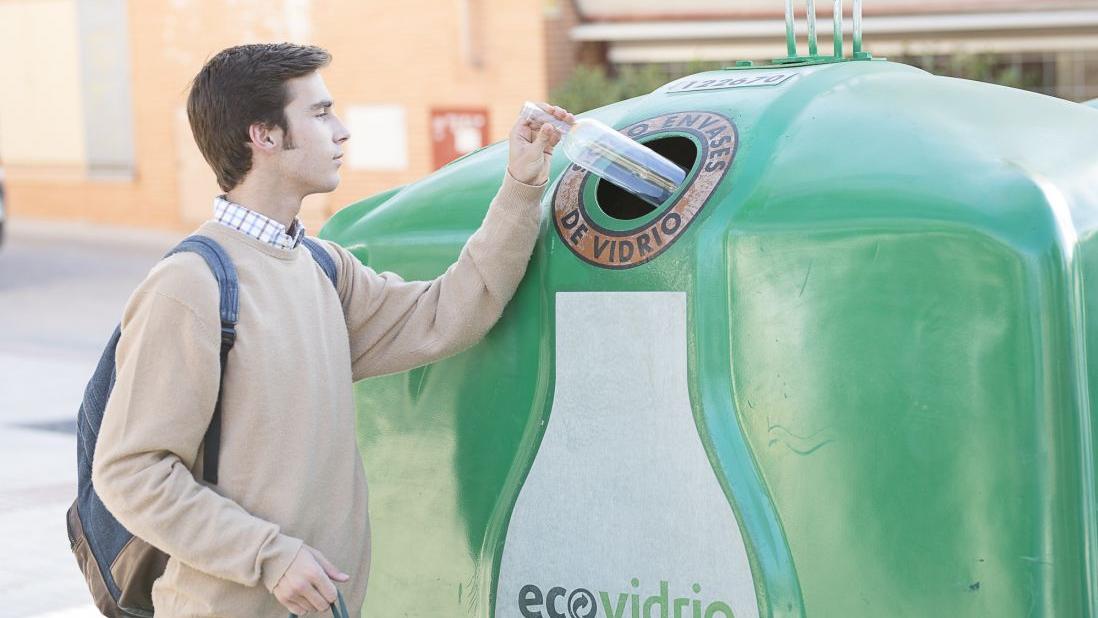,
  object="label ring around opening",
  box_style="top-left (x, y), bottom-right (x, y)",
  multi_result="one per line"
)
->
top-left (551, 111), bottom-right (738, 270)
